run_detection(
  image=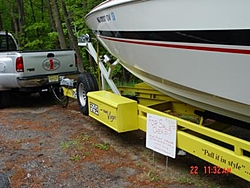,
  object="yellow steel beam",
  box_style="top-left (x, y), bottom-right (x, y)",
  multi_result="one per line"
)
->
top-left (178, 131), bottom-right (250, 180)
top-left (62, 87), bottom-right (77, 99)
top-left (137, 104), bottom-right (250, 182)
